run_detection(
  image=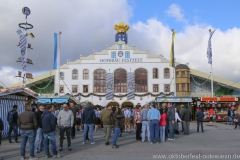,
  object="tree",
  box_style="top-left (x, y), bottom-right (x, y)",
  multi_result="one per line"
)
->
top-left (0, 85), bottom-right (3, 89)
